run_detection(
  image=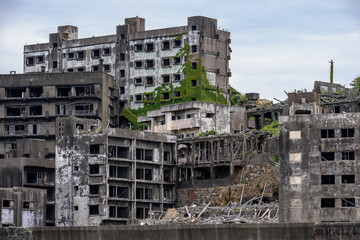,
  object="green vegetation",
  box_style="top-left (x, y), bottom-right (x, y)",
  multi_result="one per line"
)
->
top-left (198, 129), bottom-right (217, 137)
top-left (122, 41), bottom-right (228, 129)
top-left (230, 87), bottom-right (247, 105)
top-left (271, 156), bottom-right (278, 163)
top-left (350, 75), bottom-right (360, 91)
top-left (260, 120), bottom-right (279, 136)
top-left (256, 183), bottom-right (260, 188)
top-left (241, 180), bottom-right (248, 185)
